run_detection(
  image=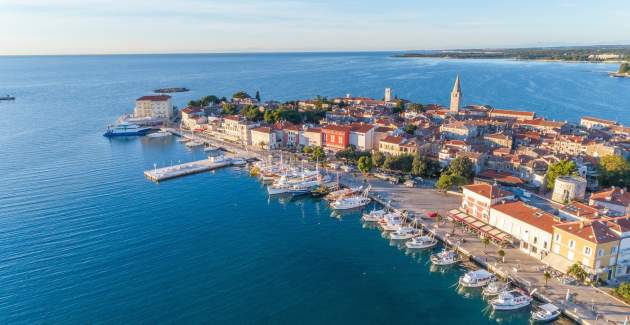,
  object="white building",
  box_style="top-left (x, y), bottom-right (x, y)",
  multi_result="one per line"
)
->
top-left (384, 88), bottom-right (393, 102)
top-left (490, 201), bottom-right (558, 259)
top-left (552, 176), bottom-right (587, 203)
top-left (133, 95), bottom-right (173, 119)
top-left (220, 115), bottom-right (258, 145)
top-left (461, 184), bottom-right (515, 222)
top-left (251, 127), bottom-right (277, 149)
top-left (349, 124), bottom-right (375, 151)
